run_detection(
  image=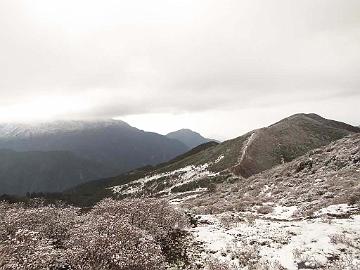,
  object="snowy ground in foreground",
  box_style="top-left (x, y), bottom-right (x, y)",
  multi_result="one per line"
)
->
top-left (189, 204), bottom-right (360, 270)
